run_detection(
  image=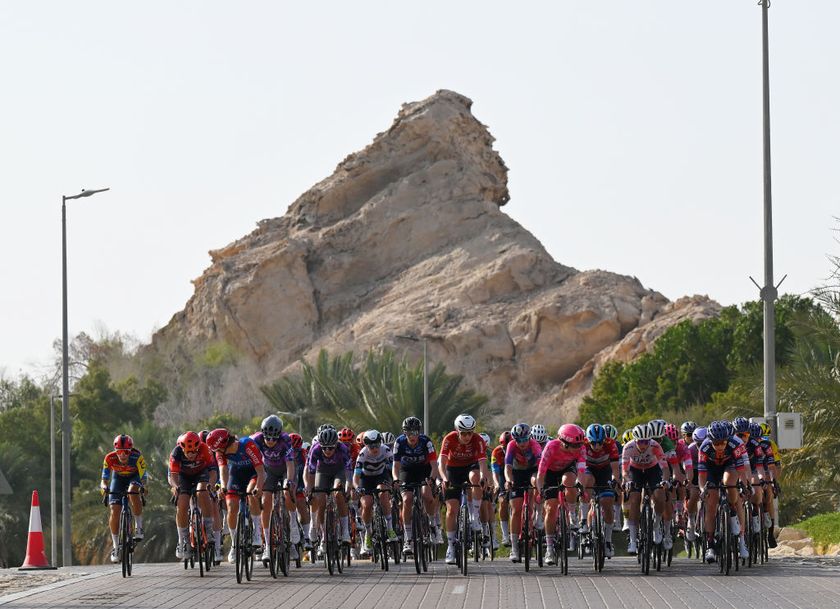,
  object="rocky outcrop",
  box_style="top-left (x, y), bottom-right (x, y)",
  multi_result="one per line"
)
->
top-left (152, 90), bottom-right (721, 423)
